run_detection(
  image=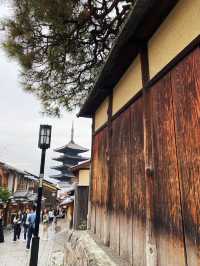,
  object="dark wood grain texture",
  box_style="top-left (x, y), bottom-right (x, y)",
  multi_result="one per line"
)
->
top-left (73, 186), bottom-right (89, 230)
top-left (151, 73), bottom-right (186, 266)
top-left (171, 47), bottom-right (200, 266)
top-left (112, 109), bottom-right (132, 261)
top-left (130, 98), bottom-right (146, 266)
top-left (90, 46), bottom-right (200, 266)
top-left (141, 43), bottom-right (157, 266)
